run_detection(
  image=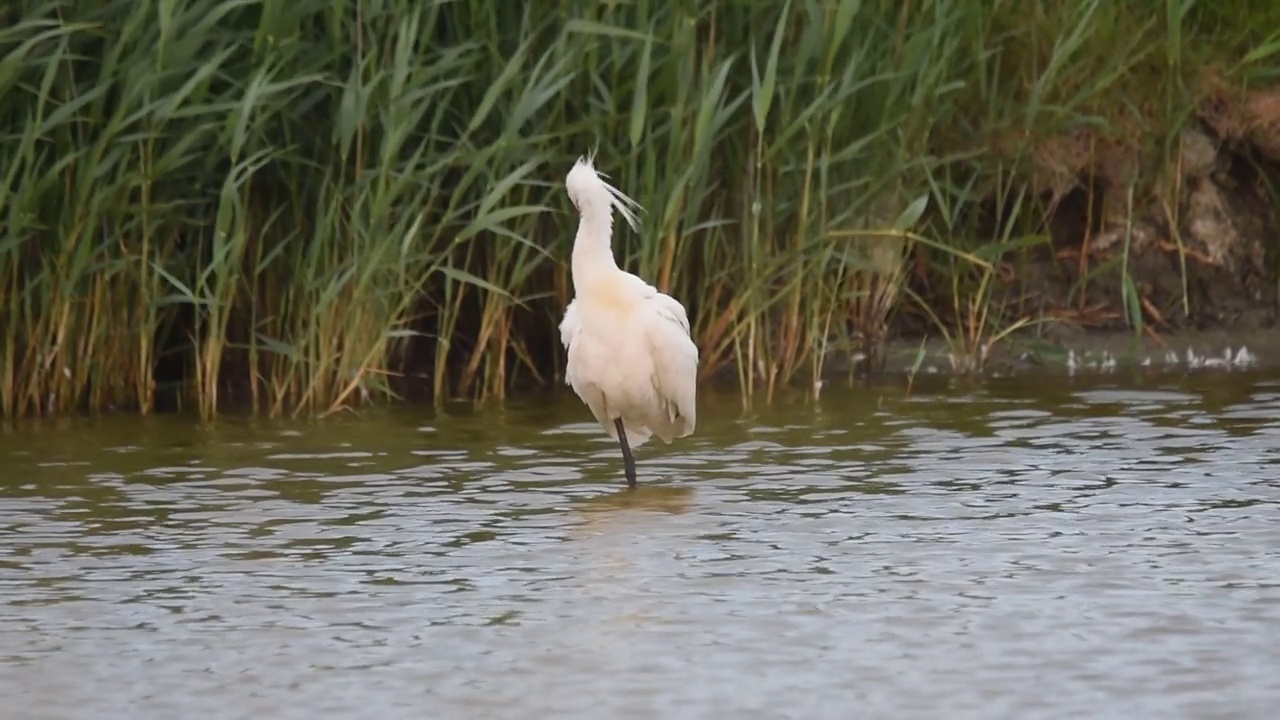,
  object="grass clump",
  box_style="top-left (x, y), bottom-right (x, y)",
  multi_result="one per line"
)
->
top-left (2, 0), bottom-right (1278, 420)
